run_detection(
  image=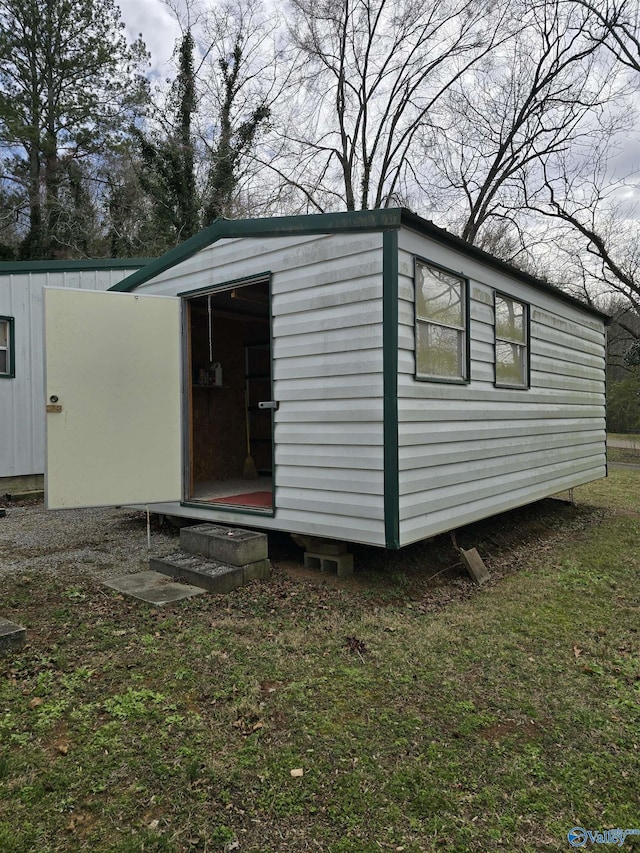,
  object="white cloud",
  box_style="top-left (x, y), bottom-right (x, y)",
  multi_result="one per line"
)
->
top-left (116, 0), bottom-right (182, 76)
